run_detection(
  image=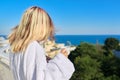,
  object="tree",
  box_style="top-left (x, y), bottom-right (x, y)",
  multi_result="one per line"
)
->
top-left (116, 45), bottom-right (120, 51)
top-left (69, 42), bottom-right (104, 80)
top-left (104, 37), bottom-right (119, 50)
top-left (69, 42), bottom-right (98, 62)
top-left (70, 56), bottom-right (103, 80)
top-left (69, 42), bottom-right (120, 80)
